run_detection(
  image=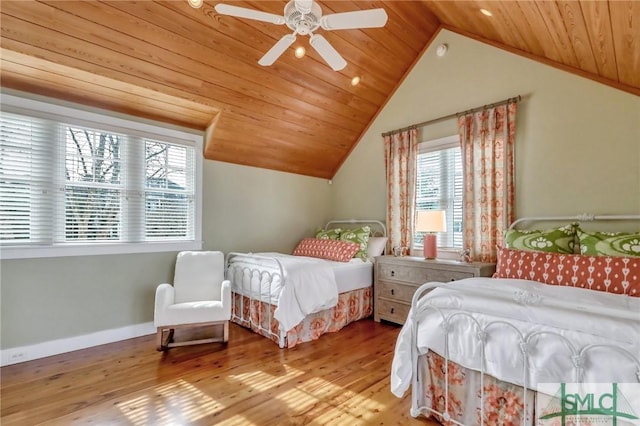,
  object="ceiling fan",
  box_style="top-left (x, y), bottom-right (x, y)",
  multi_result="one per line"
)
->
top-left (212, 0), bottom-right (388, 71)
